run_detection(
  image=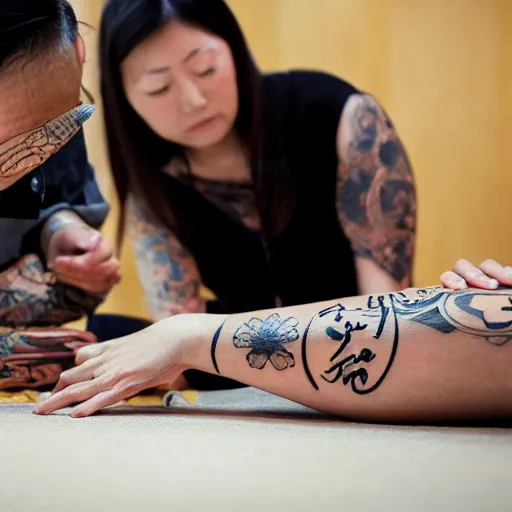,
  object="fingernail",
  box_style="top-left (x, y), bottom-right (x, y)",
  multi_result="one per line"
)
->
top-left (453, 278), bottom-right (466, 286)
top-left (504, 267), bottom-right (512, 278)
top-left (488, 279), bottom-right (499, 289)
